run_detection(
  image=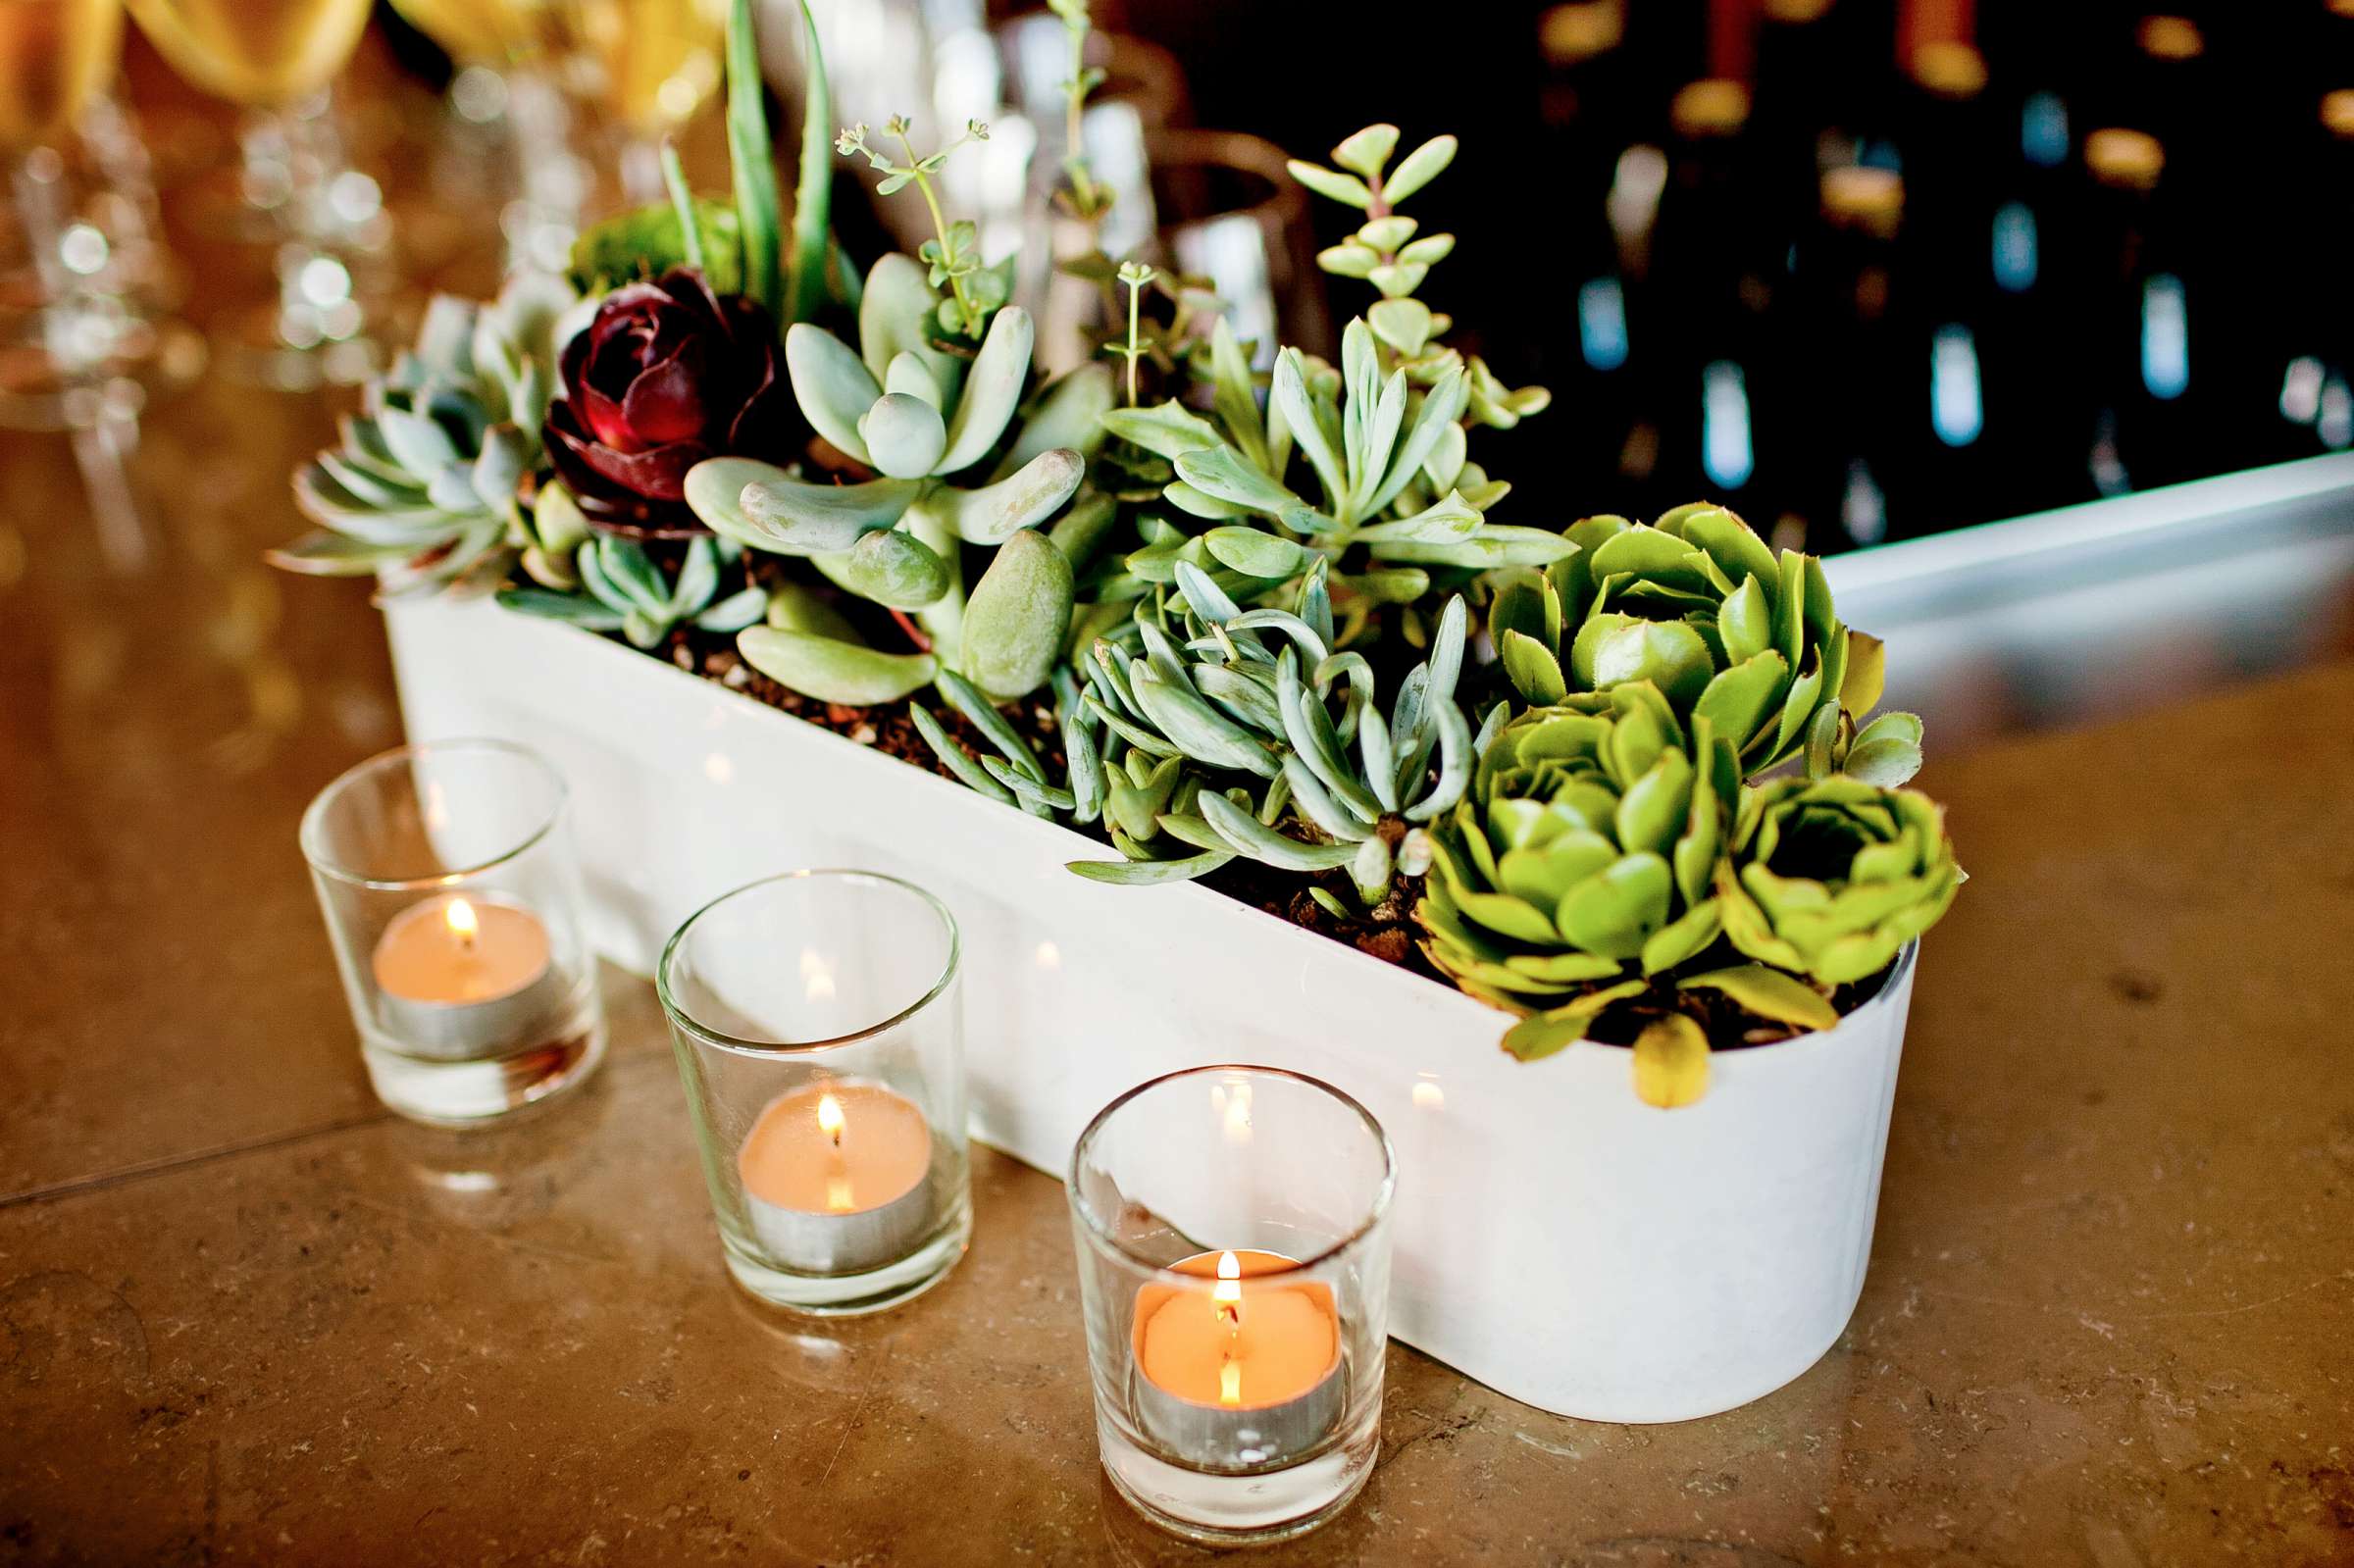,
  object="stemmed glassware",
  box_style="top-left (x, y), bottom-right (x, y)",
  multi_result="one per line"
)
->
top-left (124, 0), bottom-right (384, 385)
top-left (0, 0), bottom-right (204, 564)
top-left (390, 0), bottom-right (726, 276)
